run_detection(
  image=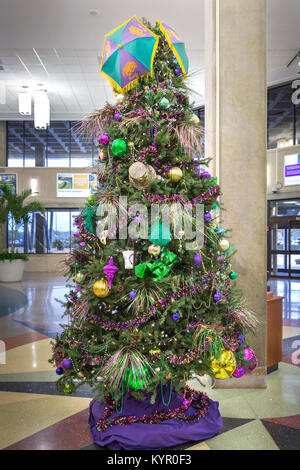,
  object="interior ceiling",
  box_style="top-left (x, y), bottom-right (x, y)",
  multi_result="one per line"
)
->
top-left (0, 0), bottom-right (299, 121)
